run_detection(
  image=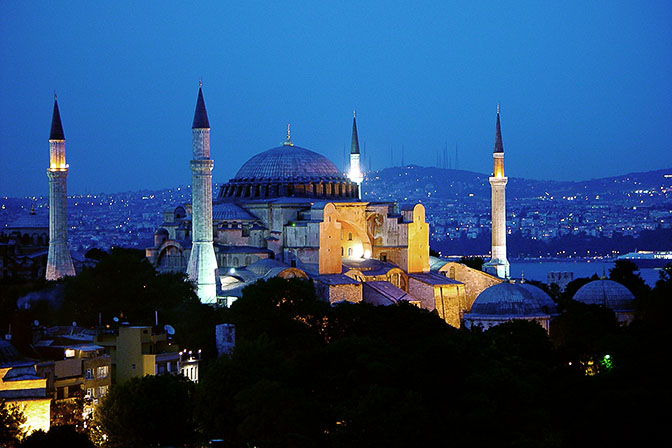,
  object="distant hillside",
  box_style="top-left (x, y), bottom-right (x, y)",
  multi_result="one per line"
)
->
top-left (363, 166), bottom-right (672, 202)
